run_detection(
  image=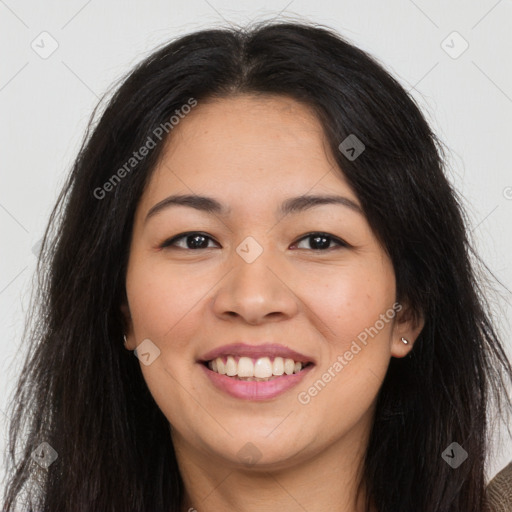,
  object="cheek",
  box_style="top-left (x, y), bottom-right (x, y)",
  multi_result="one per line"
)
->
top-left (301, 263), bottom-right (395, 349)
top-left (125, 258), bottom-right (212, 340)
top-left (125, 261), bottom-right (208, 427)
